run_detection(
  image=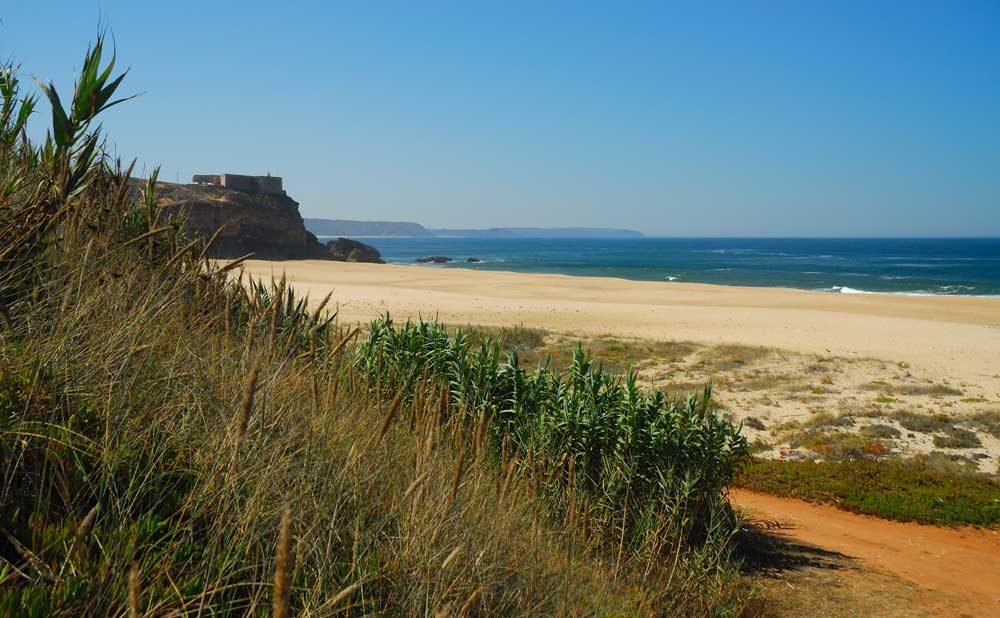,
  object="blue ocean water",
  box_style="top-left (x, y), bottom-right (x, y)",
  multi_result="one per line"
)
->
top-left (317, 237), bottom-right (1000, 297)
